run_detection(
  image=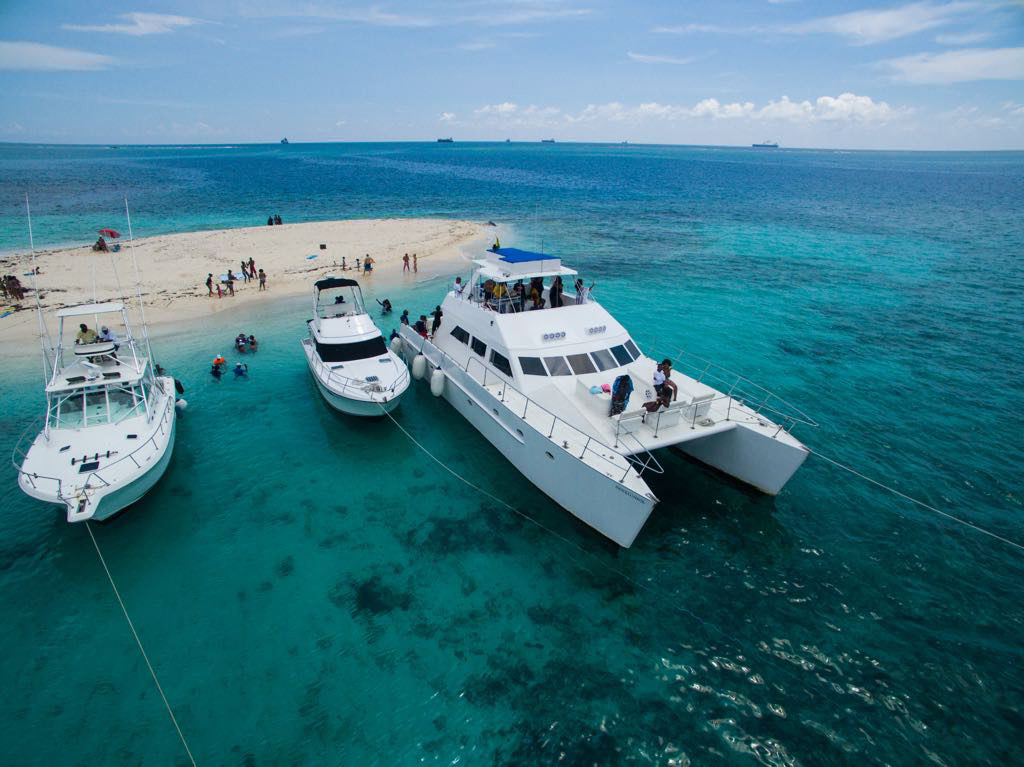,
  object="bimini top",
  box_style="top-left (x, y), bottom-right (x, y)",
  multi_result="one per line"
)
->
top-left (314, 276), bottom-right (359, 291)
top-left (492, 248), bottom-right (553, 264)
top-left (55, 302), bottom-right (124, 318)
